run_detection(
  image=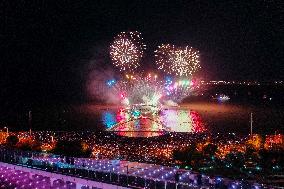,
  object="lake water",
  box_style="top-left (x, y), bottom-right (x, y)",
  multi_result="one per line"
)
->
top-left (3, 85), bottom-right (284, 136)
top-left (73, 101), bottom-right (284, 137)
